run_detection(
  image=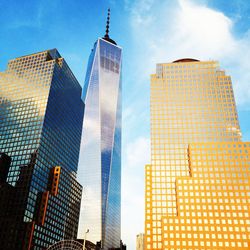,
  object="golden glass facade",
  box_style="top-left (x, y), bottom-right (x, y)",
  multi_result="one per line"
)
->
top-left (145, 59), bottom-right (249, 249)
top-left (163, 142), bottom-right (250, 249)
